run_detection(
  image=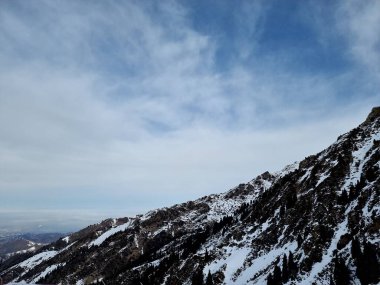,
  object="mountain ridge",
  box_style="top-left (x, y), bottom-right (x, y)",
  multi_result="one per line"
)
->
top-left (0, 233), bottom-right (63, 262)
top-left (1, 108), bottom-right (379, 285)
